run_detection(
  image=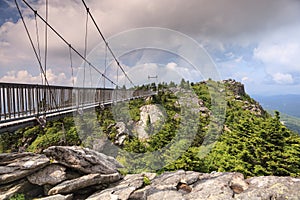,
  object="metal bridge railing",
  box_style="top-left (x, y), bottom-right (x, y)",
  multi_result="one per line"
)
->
top-left (0, 82), bottom-right (155, 123)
